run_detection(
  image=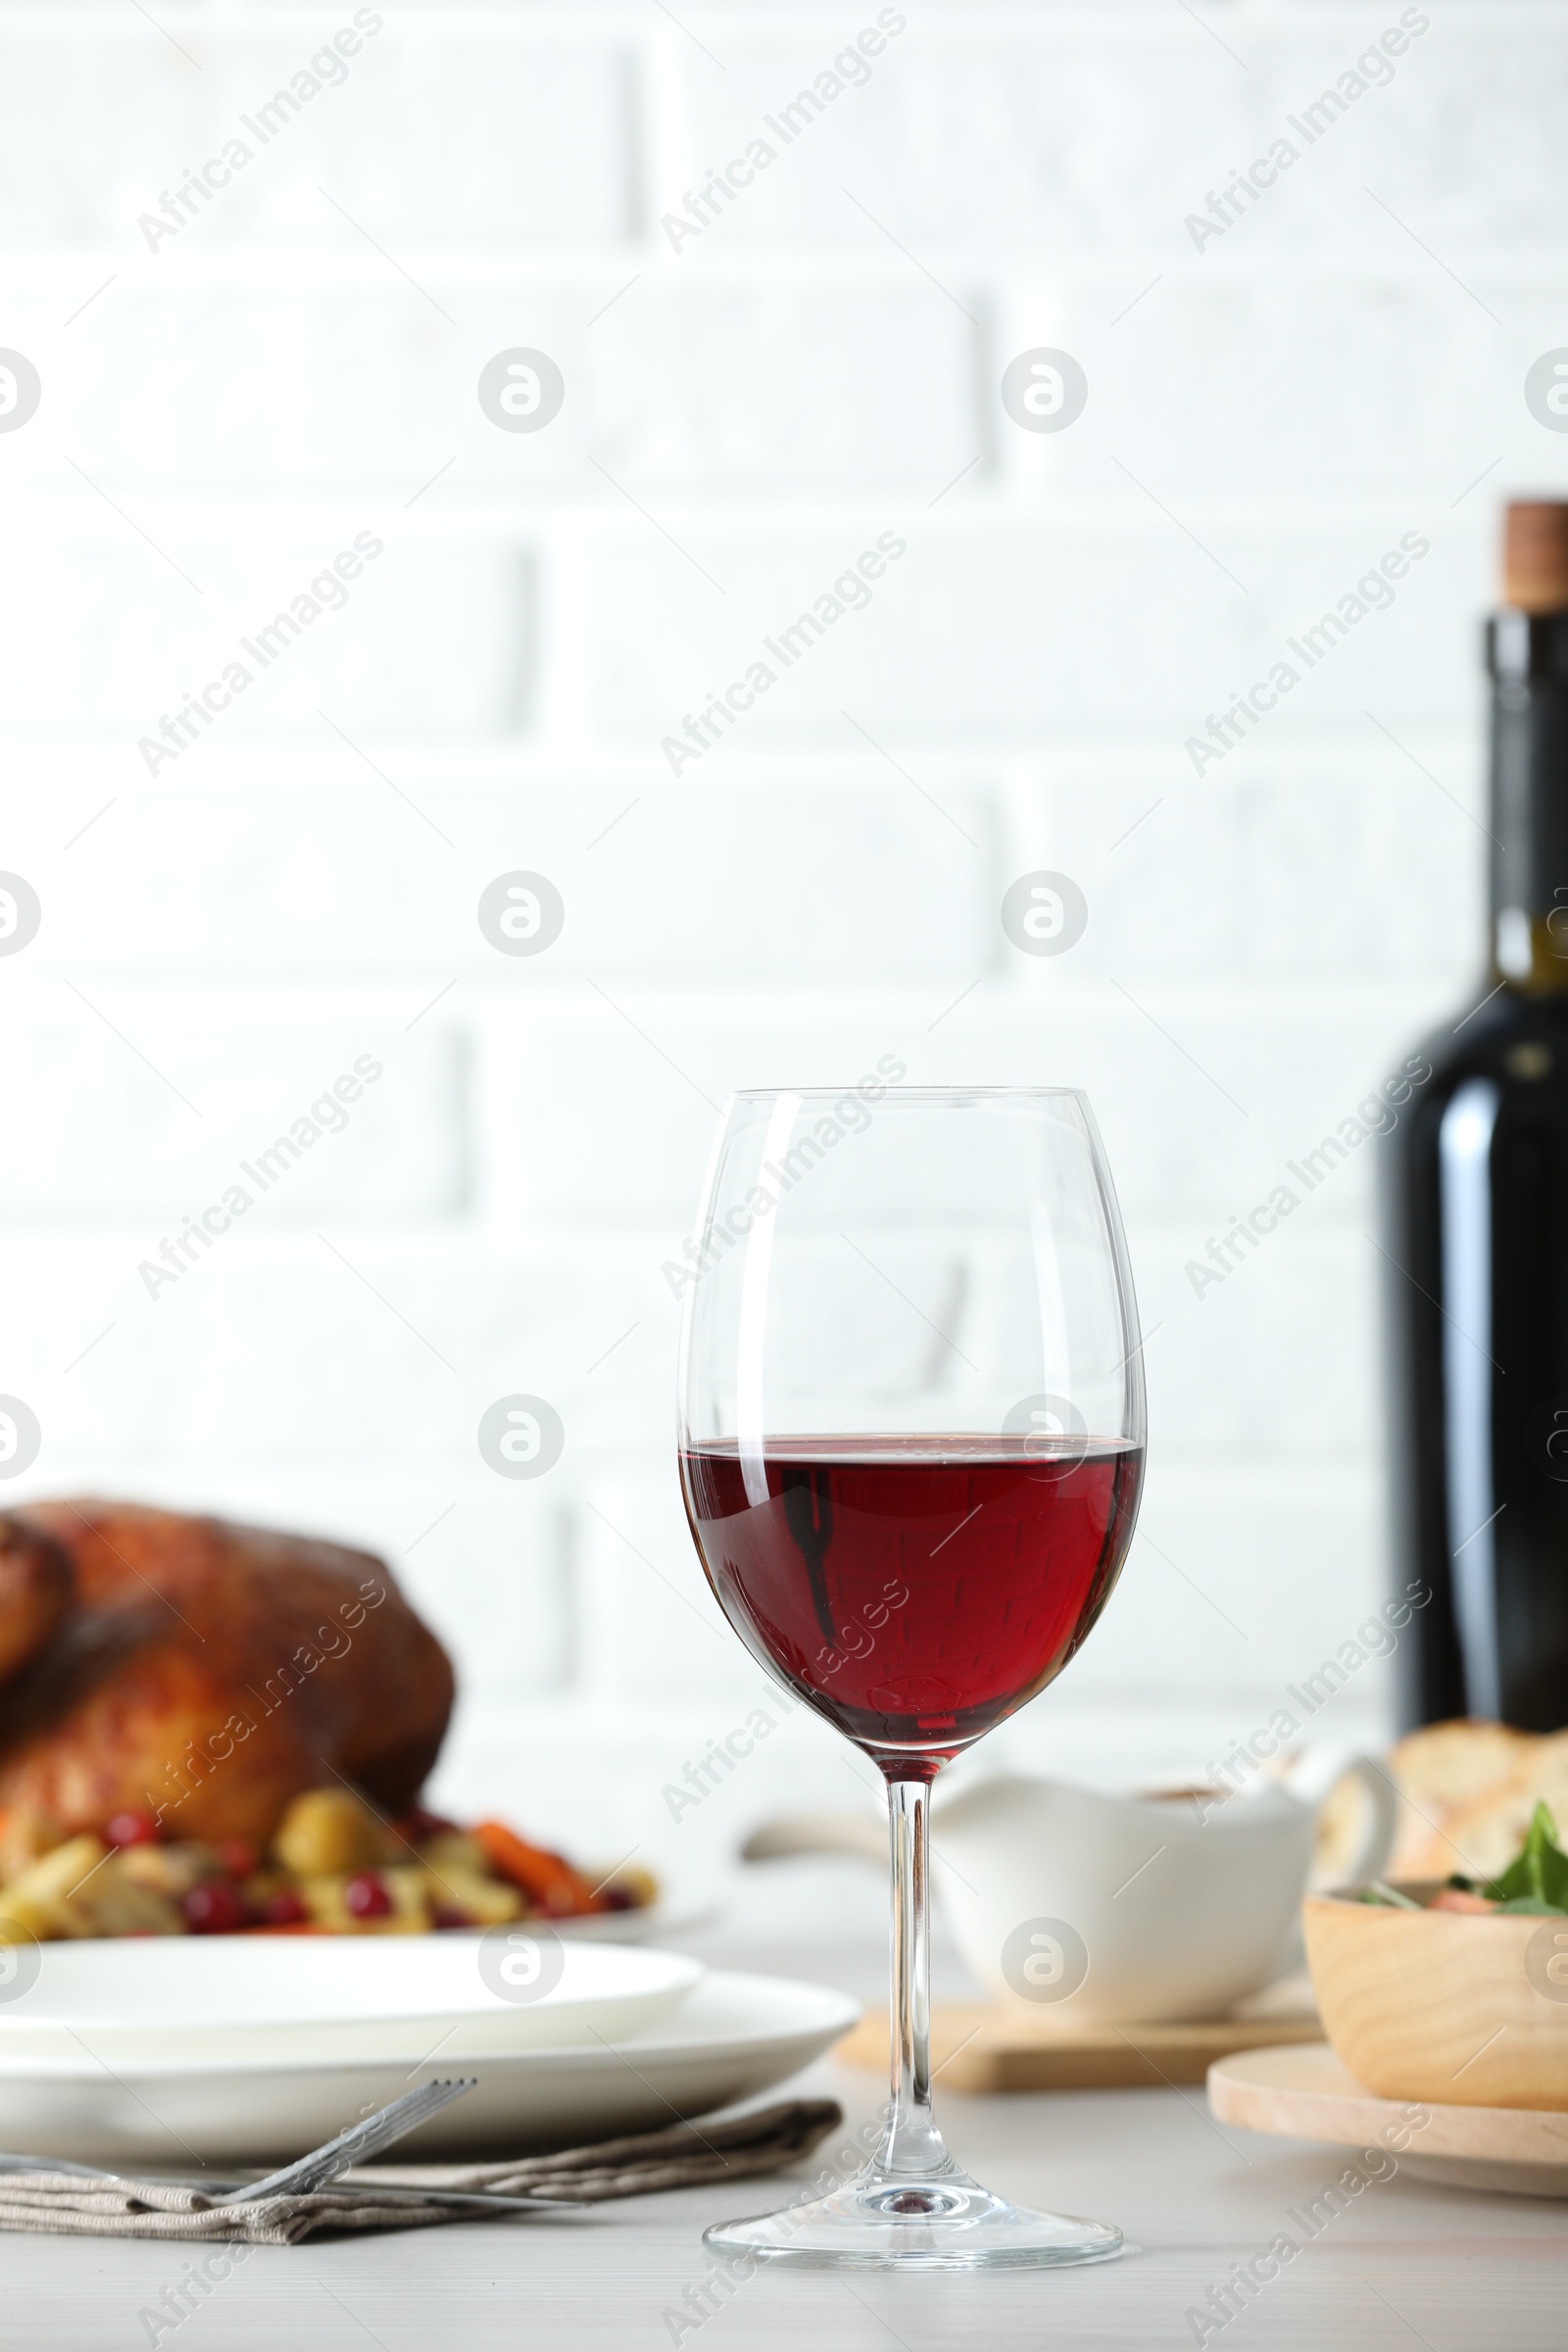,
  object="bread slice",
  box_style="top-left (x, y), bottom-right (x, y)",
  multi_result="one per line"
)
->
top-left (1402, 1729), bottom-right (1568, 1882)
top-left (1312, 1769), bottom-right (1382, 1887)
top-left (1386, 1719), bottom-right (1538, 1875)
top-left (1390, 1719), bottom-right (1537, 1812)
